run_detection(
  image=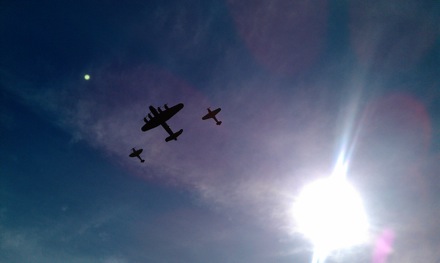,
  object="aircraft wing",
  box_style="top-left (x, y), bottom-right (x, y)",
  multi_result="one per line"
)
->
top-left (202, 113), bottom-right (212, 120)
top-left (129, 148), bottom-right (143, 157)
top-left (141, 103), bottom-right (184, 132)
top-left (158, 103), bottom-right (184, 123)
top-left (202, 108), bottom-right (221, 120)
top-left (141, 118), bottom-right (161, 131)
